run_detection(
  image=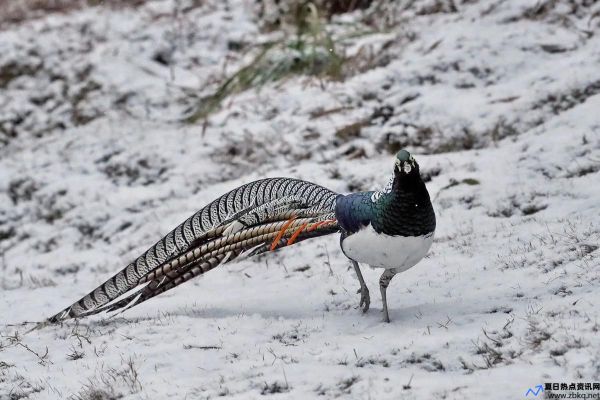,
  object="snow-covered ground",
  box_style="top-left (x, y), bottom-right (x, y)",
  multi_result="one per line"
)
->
top-left (1, 0), bottom-right (599, 398)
